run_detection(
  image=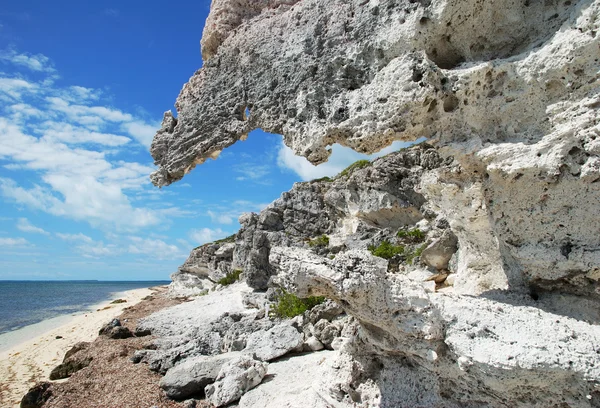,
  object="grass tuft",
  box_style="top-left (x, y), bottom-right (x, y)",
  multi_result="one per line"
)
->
top-left (368, 240), bottom-right (405, 260)
top-left (217, 269), bottom-right (242, 286)
top-left (308, 235), bottom-right (330, 248)
top-left (338, 159), bottom-right (371, 178)
top-left (271, 290), bottom-right (326, 318)
top-left (397, 228), bottom-right (426, 242)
